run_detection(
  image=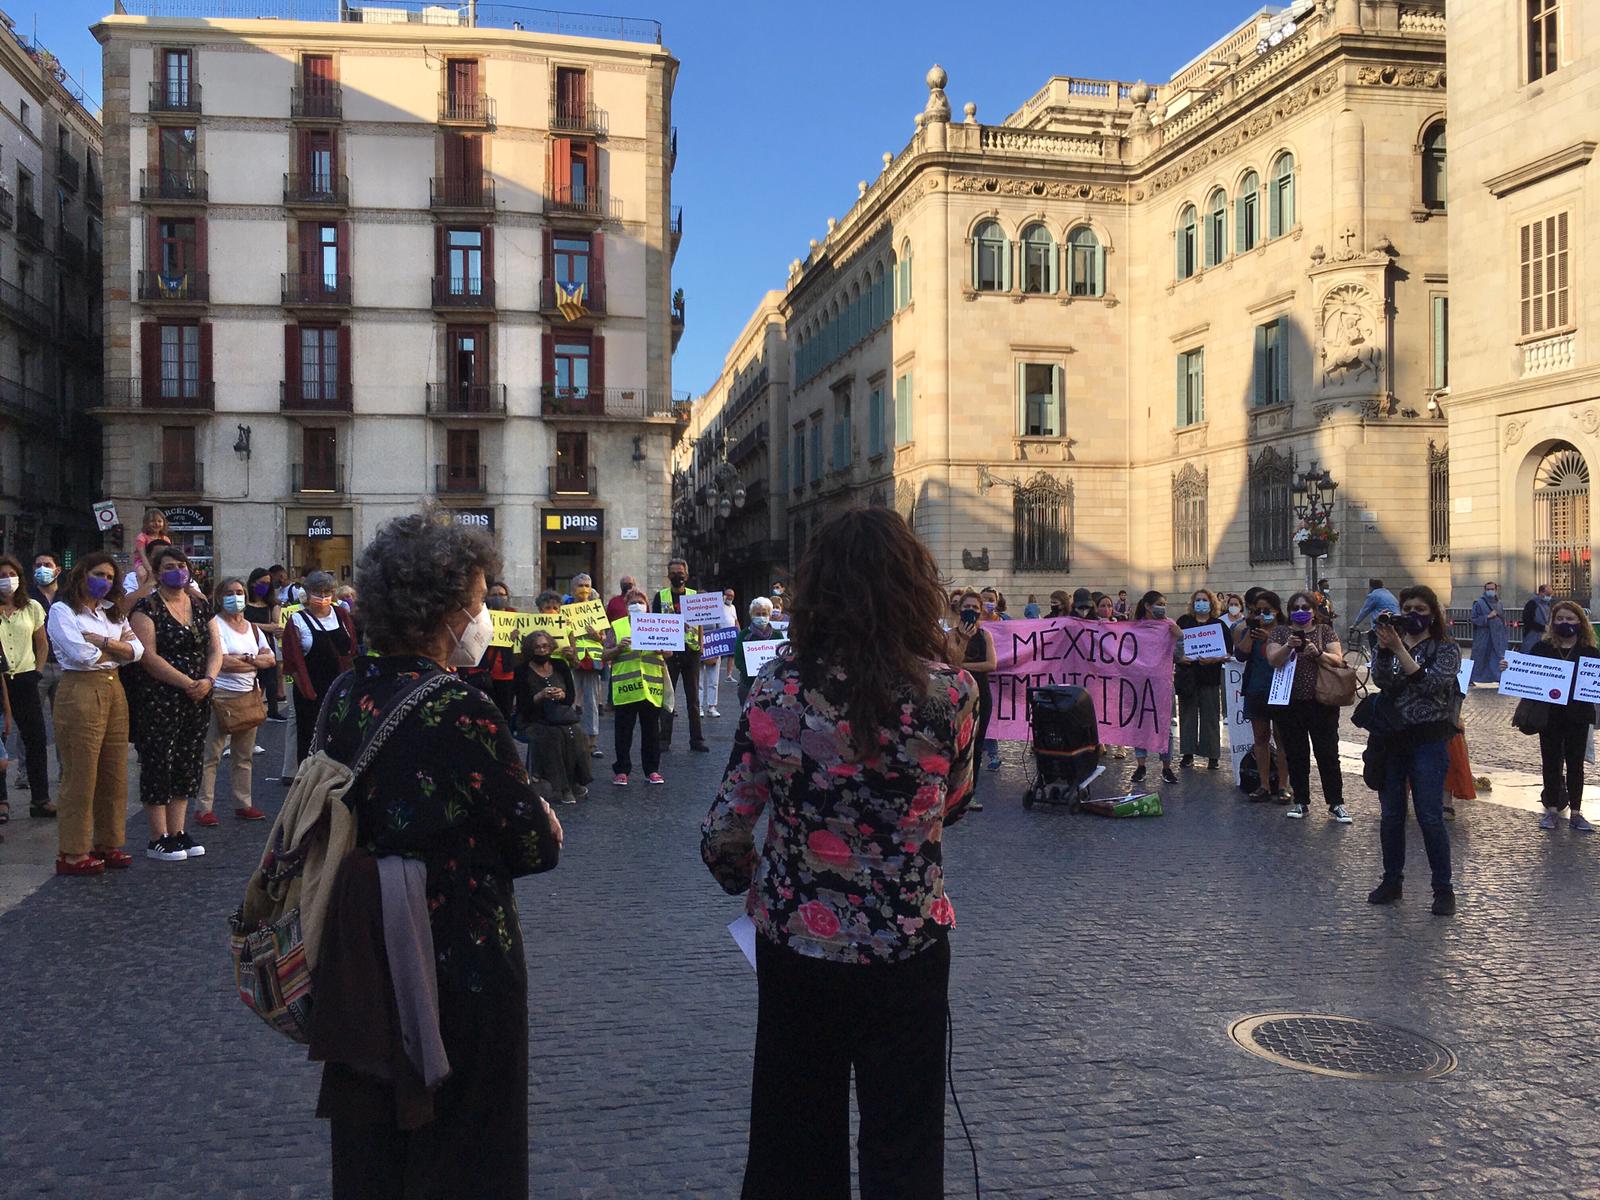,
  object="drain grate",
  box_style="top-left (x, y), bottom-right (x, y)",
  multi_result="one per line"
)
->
top-left (1229, 1014), bottom-right (1457, 1082)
